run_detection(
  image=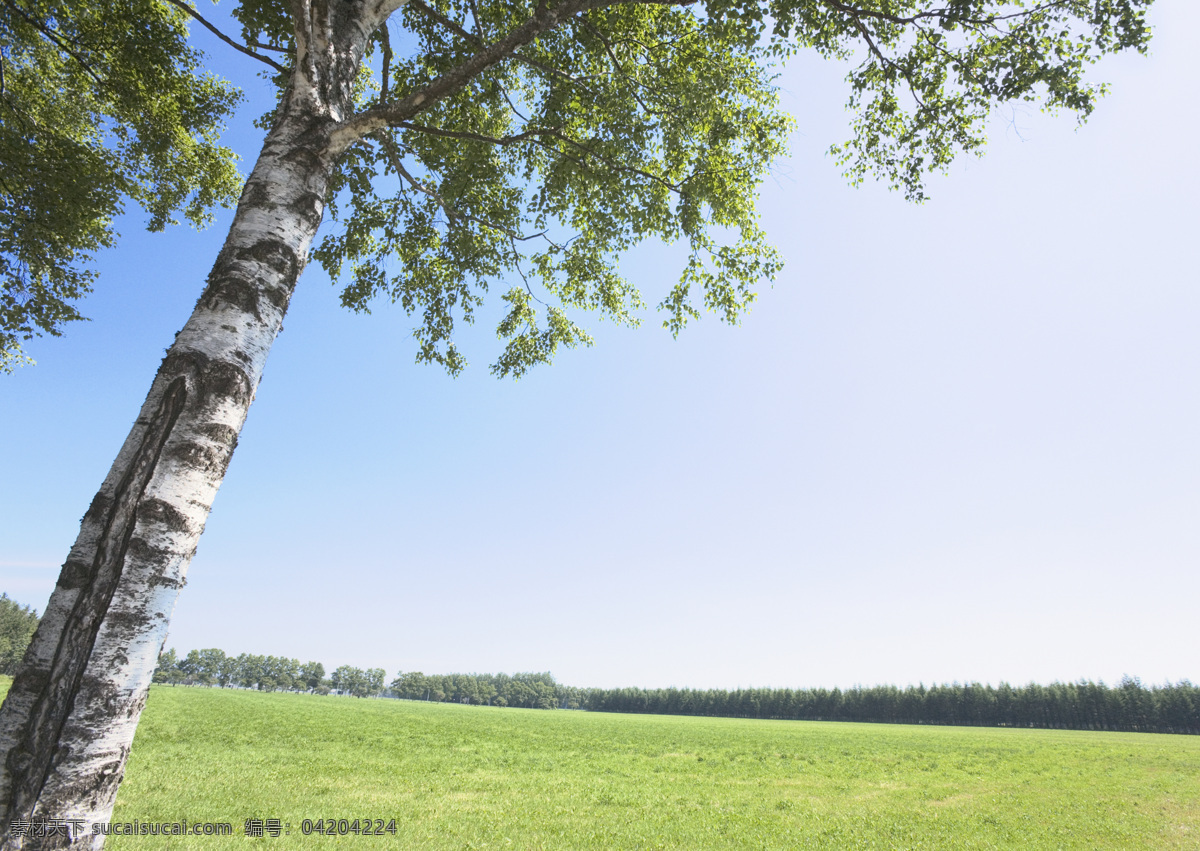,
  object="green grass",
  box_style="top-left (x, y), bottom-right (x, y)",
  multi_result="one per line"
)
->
top-left (3, 678), bottom-right (1199, 848)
